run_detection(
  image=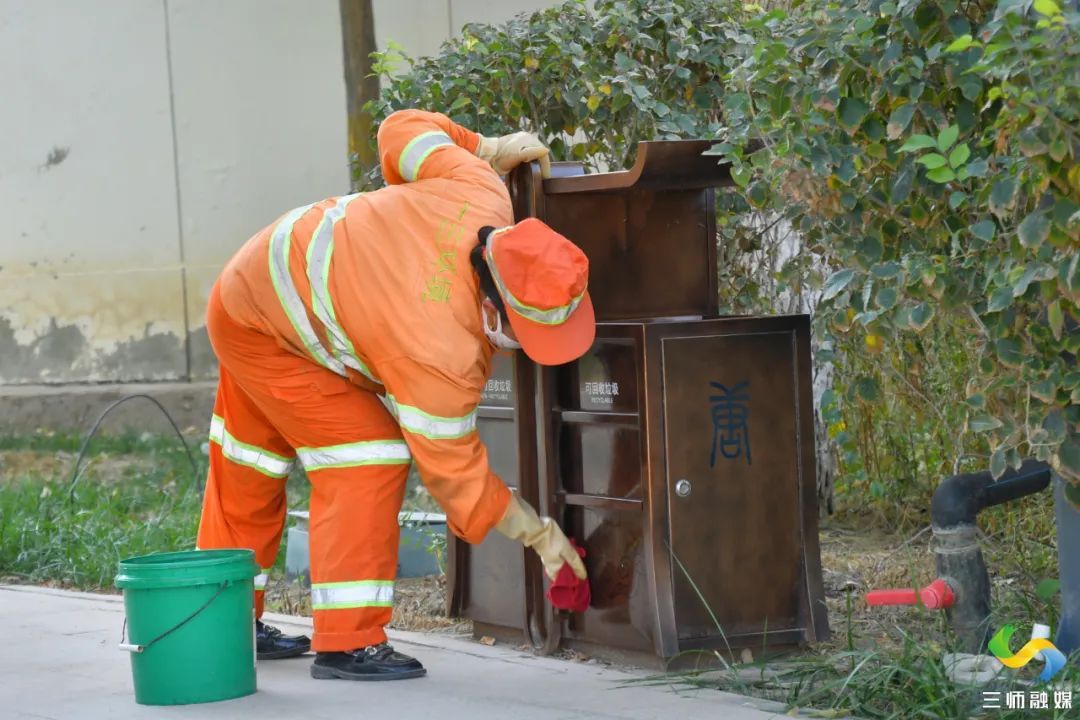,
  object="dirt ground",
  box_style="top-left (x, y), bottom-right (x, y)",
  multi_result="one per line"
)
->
top-left (0, 449), bottom-right (163, 486)
top-left (817, 524), bottom-right (943, 652)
